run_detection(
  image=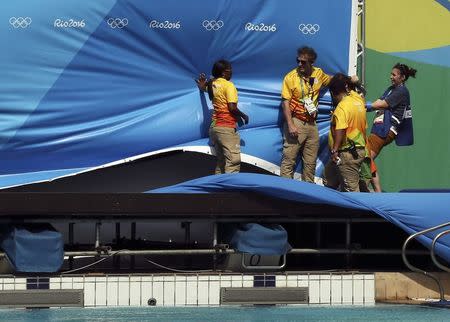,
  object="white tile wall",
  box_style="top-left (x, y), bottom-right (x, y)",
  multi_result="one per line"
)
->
top-left (107, 276), bottom-right (119, 306)
top-left (152, 276), bottom-right (164, 306)
top-left (342, 274), bottom-right (353, 304)
top-left (353, 274), bottom-right (365, 304)
top-left (62, 277), bottom-right (73, 290)
top-left (209, 278), bottom-right (220, 305)
top-left (364, 274), bottom-right (375, 304)
top-left (308, 275), bottom-right (320, 304)
top-left (175, 276), bottom-right (186, 306)
top-left (129, 277), bottom-right (141, 306)
top-left (84, 277), bottom-right (96, 306)
top-left (331, 275), bottom-right (343, 304)
top-left (95, 277), bottom-right (107, 306)
top-left (198, 276), bottom-right (209, 305)
top-left (219, 275), bottom-right (232, 288)
top-left (186, 276), bottom-right (198, 305)
top-left (3, 278), bottom-right (16, 290)
top-left (14, 278), bottom-right (27, 290)
top-left (276, 275), bottom-right (287, 287)
top-left (118, 276), bottom-right (130, 306)
top-left (242, 275), bottom-right (253, 287)
top-left (163, 276), bottom-right (175, 306)
top-left (141, 276), bottom-right (153, 306)
top-left (319, 275), bottom-right (331, 304)
top-left (287, 275), bottom-right (298, 287)
top-left (0, 273), bottom-right (375, 307)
